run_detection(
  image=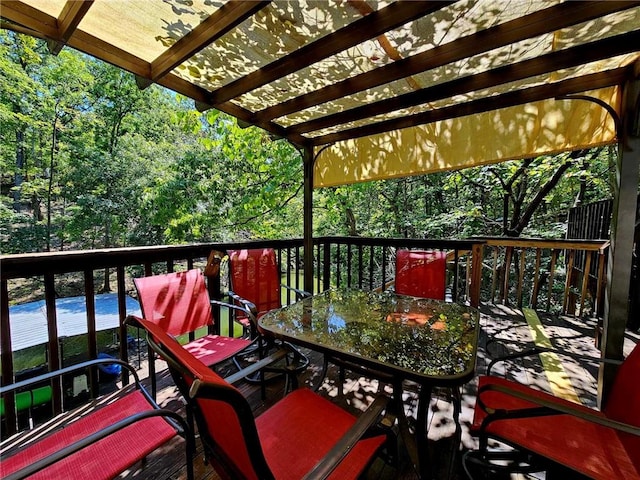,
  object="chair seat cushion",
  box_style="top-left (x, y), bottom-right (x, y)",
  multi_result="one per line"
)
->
top-left (1, 390), bottom-right (177, 480)
top-left (472, 376), bottom-right (640, 479)
top-left (256, 388), bottom-right (386, 480)
top-left (184, 334), bottom-right (252, 366)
